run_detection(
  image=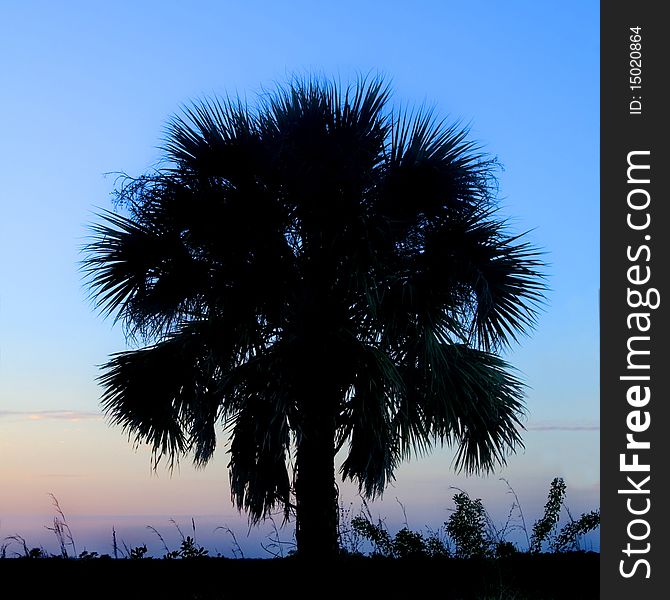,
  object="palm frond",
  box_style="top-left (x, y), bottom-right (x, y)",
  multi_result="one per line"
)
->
top-left (378, 108), bottom-right (496, 235)
top-left (83, 210), bottom-right (207, 339)
top-left (338, 342), bottom-right (404, 497)
top-left (415, 206), bottom-right (547, 351)
top-left (227, 395), bottom-right (293, 523)
top-left (98, 323), bottom-right (215, 468)
top-left (419, 342), bottom-right (526, 474)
